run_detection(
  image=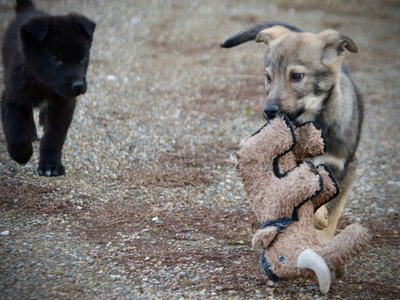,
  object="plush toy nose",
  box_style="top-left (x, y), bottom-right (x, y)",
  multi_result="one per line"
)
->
top-left (263, 104), bottom-right (280, 120)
